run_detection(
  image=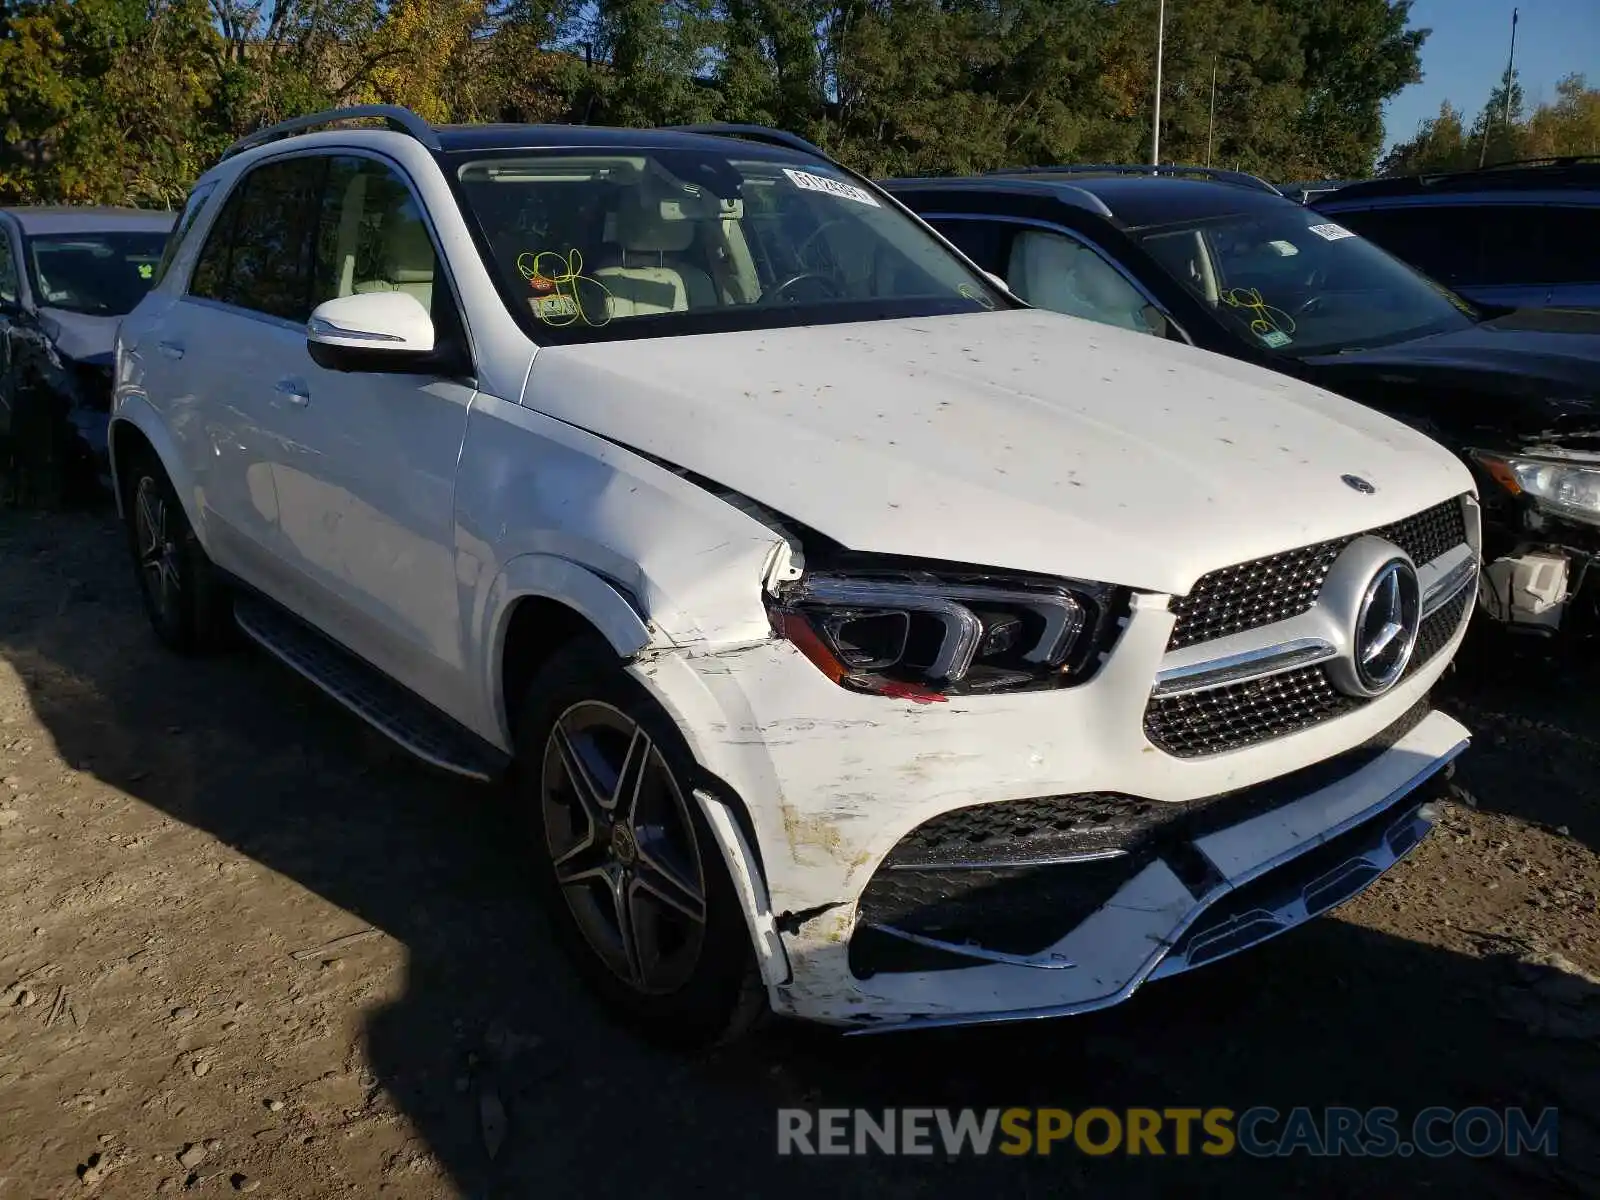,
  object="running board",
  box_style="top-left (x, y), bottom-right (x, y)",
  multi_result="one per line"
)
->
top-left (233, 596), bottom-right (508, 783)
